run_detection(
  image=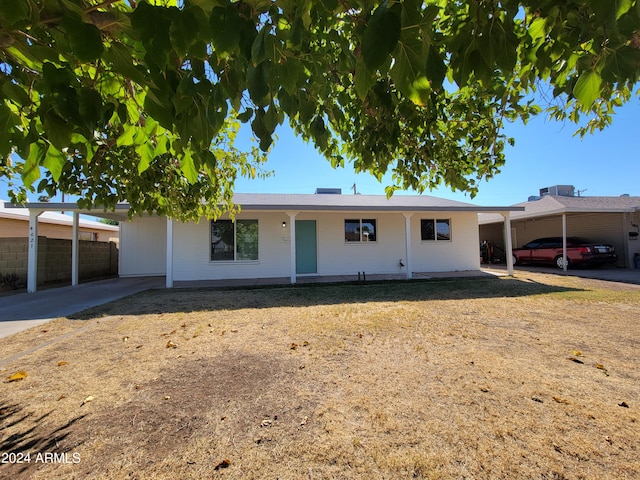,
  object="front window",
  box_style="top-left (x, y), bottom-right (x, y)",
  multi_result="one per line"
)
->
top-left (345, 219), bottom-right (377, 242)
top-left (211, 220), bottom-right (259, 261)
top-left (421, 219), bottom-right (451, 241)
